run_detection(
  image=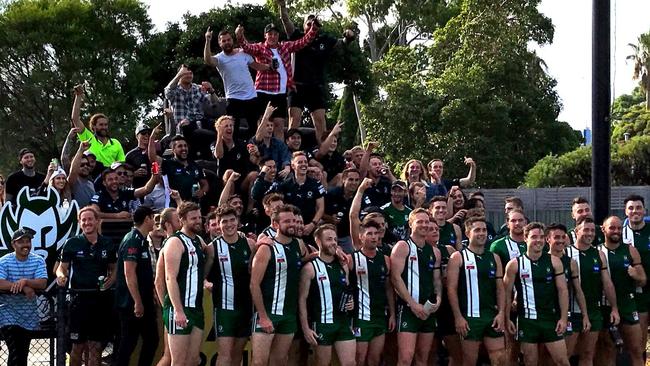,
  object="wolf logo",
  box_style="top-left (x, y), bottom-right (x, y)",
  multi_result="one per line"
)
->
top-left (0, 187), bottom-right (79, 260)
